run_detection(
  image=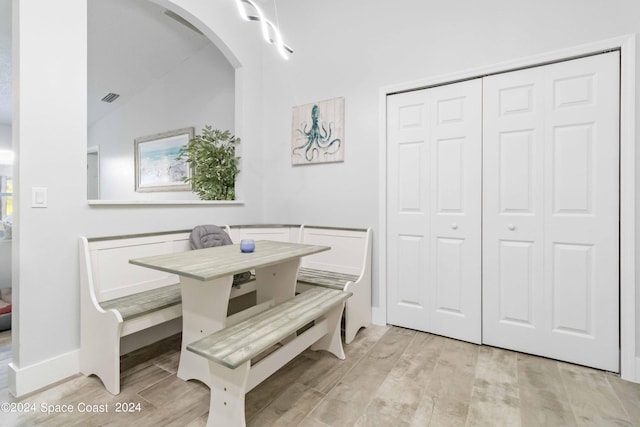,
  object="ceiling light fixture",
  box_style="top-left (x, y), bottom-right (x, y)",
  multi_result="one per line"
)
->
top-left (233, 0), bottom-right (293, 60)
